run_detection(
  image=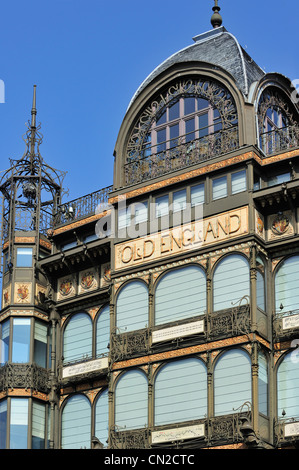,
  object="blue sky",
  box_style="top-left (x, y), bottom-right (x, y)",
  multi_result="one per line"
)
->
top-left (0, 0), bottom-right (298, 202)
